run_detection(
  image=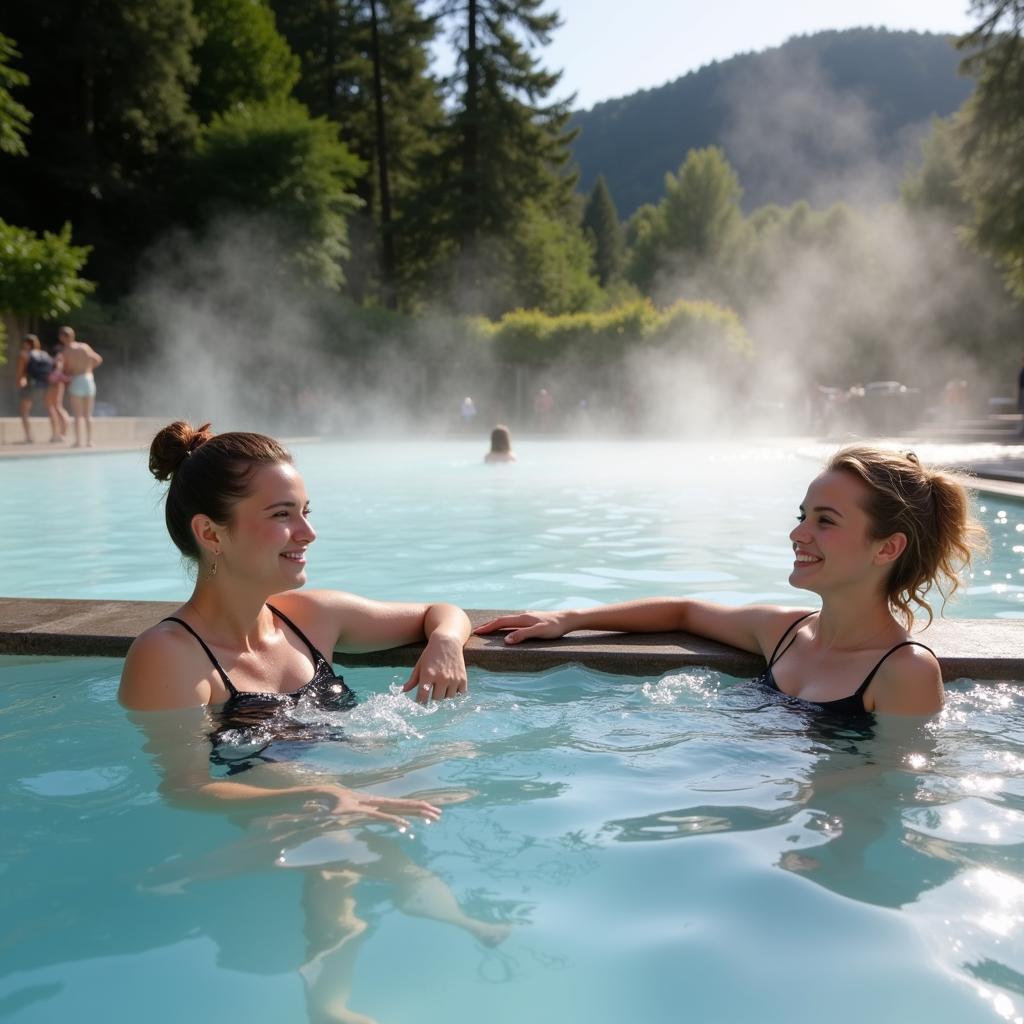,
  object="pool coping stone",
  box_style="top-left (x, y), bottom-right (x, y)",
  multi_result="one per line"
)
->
top-left (1, 597), bottom-right (1021, 681)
